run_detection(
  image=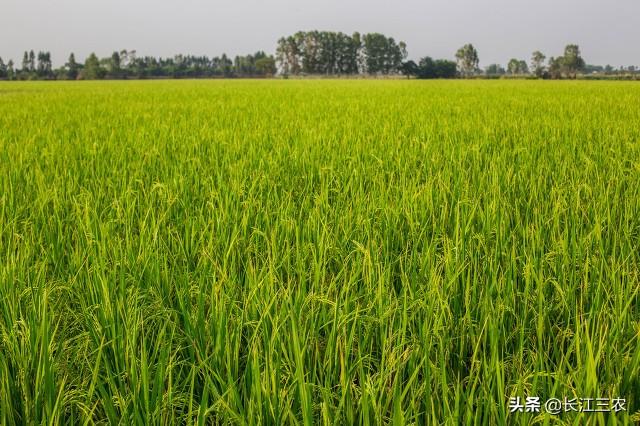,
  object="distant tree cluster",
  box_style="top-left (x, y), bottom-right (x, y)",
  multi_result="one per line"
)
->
top-left (0, 50), bottom-right (52, 80)
top-left (0, 49), bottom-right (276, 80)
top-left (400, 57), bottom-right (457, 79)
top-left (546, 45), bottom-right (585, 79)
top-left (276, 31), bottom-right (407, 76)
top-left (530, 51), bottom-right (546, 77)
top-left (507, 58), bottom-right (529, 75)
top-left (584, 64), bottom-right (639, 76)
top-left (480, 44), bottom-right (636, 79)
top-left (455, 44), bottom-right (480, 76)
top-left (484, 63), bottom-right (506, 76)
top-left (399, 43), bottom-right (476, 79)
top-left (1, 39), bottom-right (638, 81)
top-left (0, 57), bottom-right (16, 80)
top-left (483, 45), bottom-right (591, 79)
